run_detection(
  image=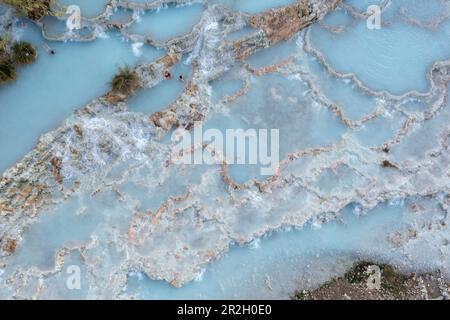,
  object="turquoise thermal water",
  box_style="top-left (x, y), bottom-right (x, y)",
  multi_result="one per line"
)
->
top-left (0, 0), bottom-right (449, 299)
top-left (128, 3), bottom-right (204, 43)
top-left (0, 24), bottom-right (162, 173)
